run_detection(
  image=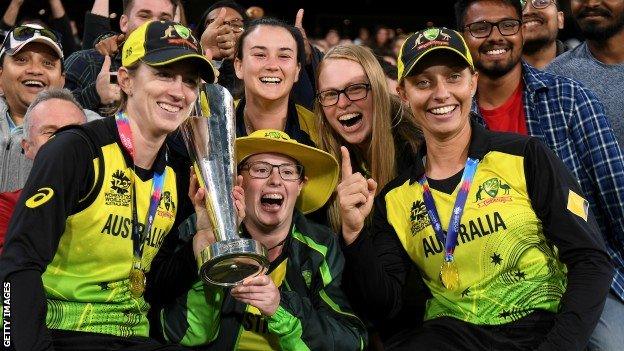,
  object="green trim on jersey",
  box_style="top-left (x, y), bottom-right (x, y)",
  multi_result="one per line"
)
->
top-left (384, 150), bottom-right (567, 325)
top-left (161, 211), bottom-right (367, 350)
